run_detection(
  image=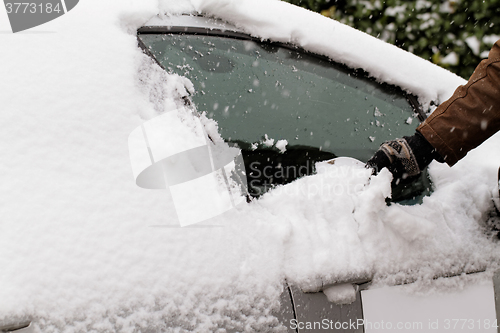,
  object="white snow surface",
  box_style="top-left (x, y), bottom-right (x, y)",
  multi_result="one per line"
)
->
top-left (275, 140), bottom-right (288, 153)
top-left (1, 0), bottom-right (500, 332)
top-left (465, 35), bottom-right (481, 56)
top-left (262, 134), bottom-right (275, 147)
top-left (441, 51), bottom-right (459, 66)
top-left (322, 283), bottom-right (357, 305)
